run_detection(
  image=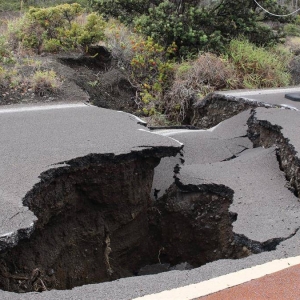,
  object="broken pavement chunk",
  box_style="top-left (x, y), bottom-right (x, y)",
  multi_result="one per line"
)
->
top-left (0, 103), bottom-right (182, 292)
